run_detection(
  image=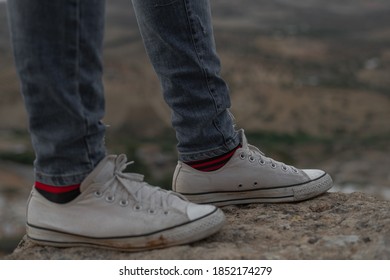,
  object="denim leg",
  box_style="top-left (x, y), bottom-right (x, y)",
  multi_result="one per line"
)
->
top-left (7, 0), bottom-right (107, 185)
top-left (132, 0), bottom-right (240, 161)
